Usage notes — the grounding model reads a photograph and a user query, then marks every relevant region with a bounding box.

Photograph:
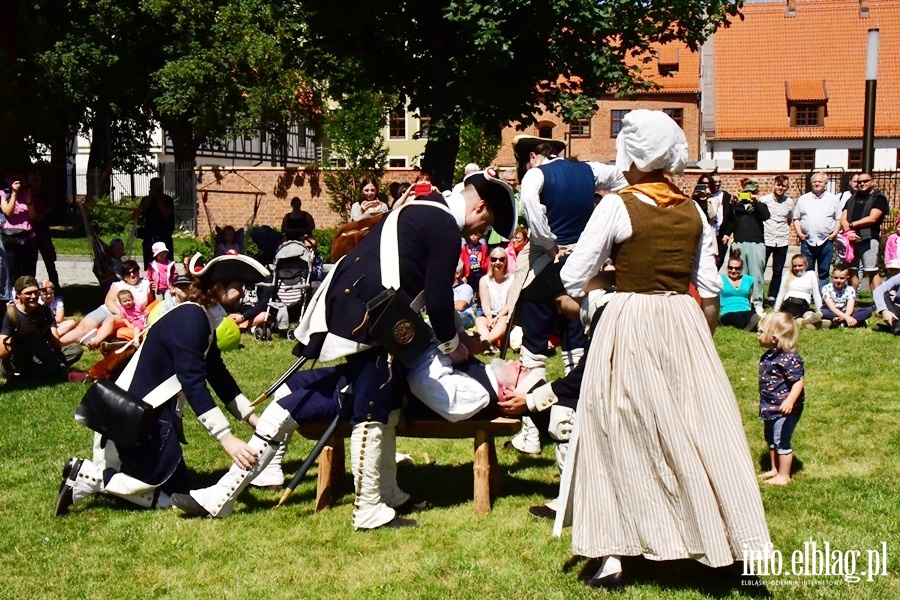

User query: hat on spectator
[171,274,192,288]
[615,109,688,174]
[887,259,900,270]
[188,253,269,286]
[151,242,170,257]
[463,167,516,240]
[15,276,39,294]
[742,180,760,193]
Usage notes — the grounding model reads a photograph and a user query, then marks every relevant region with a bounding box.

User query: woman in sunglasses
[59,260,152,347]
[474,248,514,351]
[719,249,760,331]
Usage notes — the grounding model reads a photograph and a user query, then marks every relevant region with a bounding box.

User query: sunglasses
[124,269,140,276]
[857,178,873,183]
[727,266,741,271]
[491,257,507,263]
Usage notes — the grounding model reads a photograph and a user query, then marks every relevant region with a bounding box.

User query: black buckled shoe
[528,504,557,520]
[171,493,211,518]
[584,571,625,590]
[55,457,83,517]
[375,515,419,529]
[394,498,432,515]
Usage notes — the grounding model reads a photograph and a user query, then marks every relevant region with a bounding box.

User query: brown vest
[611,193,703,294]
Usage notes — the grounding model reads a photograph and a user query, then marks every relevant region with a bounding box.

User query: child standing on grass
[757,312,805,486]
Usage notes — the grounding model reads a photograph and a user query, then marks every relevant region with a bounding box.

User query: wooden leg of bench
[487,435,502,495]
[331,435,345,498]
[315,444,334,512]
[474,429,491,514]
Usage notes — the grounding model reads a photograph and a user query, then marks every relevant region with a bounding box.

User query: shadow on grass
[564,555,772,597]
[756,451,805,476]
[60,284,106,315]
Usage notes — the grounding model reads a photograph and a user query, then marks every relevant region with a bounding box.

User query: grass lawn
[49,224,196,260]
[0,324,897,598]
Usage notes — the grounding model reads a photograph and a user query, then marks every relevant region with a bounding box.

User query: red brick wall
[194,166,422,236]
[493,95,702,167]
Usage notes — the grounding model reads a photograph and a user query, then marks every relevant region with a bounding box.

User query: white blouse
[560,192,722,299]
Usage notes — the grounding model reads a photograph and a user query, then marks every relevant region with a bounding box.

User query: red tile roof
[714,0,900,139]
[636,42,701,94]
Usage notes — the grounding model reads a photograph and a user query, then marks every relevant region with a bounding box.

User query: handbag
[366,288,434,368]
[75,379,155,448]
[0,227,30,247]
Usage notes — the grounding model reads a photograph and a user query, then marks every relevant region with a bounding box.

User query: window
[416,116,431,139]
[538,125,554,138]
[848,149,863,171]
[610,110,630,137]
[790,149,816,170]
[388,157,407,168]
[732,149,758,170]
[569,119,591,138]
[790,103,824,127]
[663,108,684,129]
[389,107,406,139]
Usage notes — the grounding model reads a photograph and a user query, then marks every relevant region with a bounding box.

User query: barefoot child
[756,312,805,485]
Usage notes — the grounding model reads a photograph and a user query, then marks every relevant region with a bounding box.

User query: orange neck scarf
[620,173,690,208]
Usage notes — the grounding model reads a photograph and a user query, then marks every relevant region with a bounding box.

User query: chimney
[860,0,870,19]
[786,0,797,17]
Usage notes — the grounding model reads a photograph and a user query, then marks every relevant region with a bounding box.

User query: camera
[694,183,708,193]
[414,182,431,197]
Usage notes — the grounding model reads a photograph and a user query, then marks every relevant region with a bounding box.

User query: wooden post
[487,436,502,495]
[473,429,491,514]
[315,445,334,512]
[331,435,345,498]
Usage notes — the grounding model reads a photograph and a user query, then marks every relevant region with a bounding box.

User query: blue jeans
[764,412,802,455]
[800,239,833,287]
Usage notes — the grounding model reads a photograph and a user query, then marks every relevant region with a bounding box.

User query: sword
[250,356,308,408]
[277,410,343,507]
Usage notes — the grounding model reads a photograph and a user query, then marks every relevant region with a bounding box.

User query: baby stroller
[252,239,317,340]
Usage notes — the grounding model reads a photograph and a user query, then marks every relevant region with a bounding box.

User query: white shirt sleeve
[588,162,628,192]
[810,273,823,311]
[560,195,631,297]
[519,168,556,250]
[691,202,723,298]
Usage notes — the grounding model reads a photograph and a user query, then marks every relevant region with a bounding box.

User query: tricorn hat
[512,134,567,182]
[463,167,516,240]
[188,253,269,286]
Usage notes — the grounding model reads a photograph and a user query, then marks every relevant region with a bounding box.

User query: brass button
[355,257,360,262]
[366,414,373,420]
[368,401,375,407]
[344,288,351,295]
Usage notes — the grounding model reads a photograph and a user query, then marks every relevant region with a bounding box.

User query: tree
[296,0,742,189]
[454,120,501,183]
[320,91,390,220]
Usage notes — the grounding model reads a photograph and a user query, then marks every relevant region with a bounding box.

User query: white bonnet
[615,109,688,175]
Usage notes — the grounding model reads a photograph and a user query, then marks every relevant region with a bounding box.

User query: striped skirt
[554,292,770,567]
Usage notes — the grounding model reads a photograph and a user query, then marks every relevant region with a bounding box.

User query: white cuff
[198,407,231,440]
[437,334,460,355]
[528,383,559,412]
[225,393,254,421]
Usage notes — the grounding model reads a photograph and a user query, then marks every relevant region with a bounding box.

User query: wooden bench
[296,417,522,514]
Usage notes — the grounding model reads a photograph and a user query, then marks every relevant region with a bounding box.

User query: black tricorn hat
[463,167,516,240]
[188,253,270,286]
[512,134,567,182]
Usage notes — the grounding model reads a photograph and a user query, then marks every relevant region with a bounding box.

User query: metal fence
[72,164,198,233]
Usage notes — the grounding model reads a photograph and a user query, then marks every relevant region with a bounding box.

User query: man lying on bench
[170,342,546,519]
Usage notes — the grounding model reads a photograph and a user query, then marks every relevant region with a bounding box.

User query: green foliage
[321,90,391,218]
[454,120,502,183]
[312,227,337,263]
[181,230,261,263]
[297,0,743,187]
[83,196,139,239]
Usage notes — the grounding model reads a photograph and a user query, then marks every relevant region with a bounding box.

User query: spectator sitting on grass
[872,272,900,335]
[475,248,514,351]
[453,260,476,330]
[719,249,760,331]
[215,225,242,256]
[774,254,823,329]
[820,265,872,328]
[0,276,85,384]
[38,280,76,337]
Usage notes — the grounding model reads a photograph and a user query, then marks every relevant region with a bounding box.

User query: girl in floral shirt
[756,312,805,486]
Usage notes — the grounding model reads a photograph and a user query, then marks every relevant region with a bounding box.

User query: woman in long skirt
[555,110,770,589]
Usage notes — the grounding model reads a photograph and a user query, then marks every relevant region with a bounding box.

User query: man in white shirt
[760,175,795,303]
[792,172,841,286]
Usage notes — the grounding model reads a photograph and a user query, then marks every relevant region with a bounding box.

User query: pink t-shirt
[120,303,148,332]
[0,190,35,235]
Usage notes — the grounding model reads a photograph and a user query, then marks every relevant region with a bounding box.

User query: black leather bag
[366,288,434,368]
[0,227,30,247]
[74,379,155,448]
